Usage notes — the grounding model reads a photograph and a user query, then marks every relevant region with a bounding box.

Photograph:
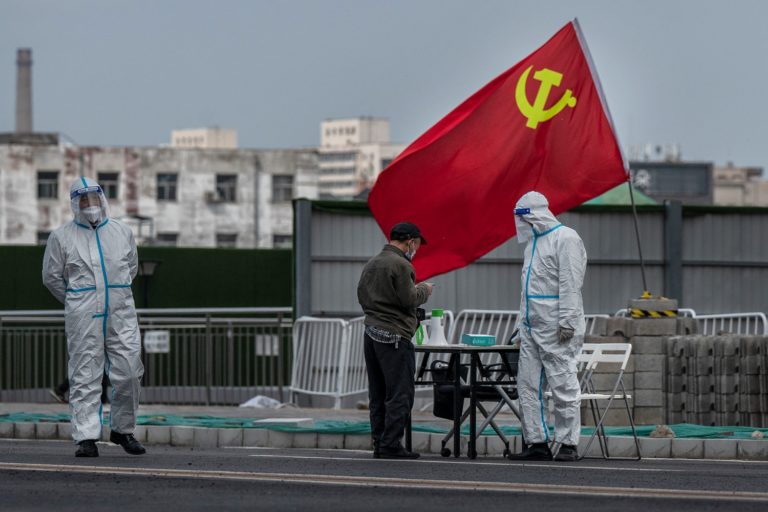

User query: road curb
[1,422,767,460]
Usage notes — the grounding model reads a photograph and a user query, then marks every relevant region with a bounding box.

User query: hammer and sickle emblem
[515,65,577,129]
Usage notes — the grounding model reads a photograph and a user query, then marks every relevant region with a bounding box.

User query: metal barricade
[344,317,368,400]
[449,309,520,344]
[290,317,351,409]
[585,314,609,335]
[696,313,768,335]
[0,308,291,405]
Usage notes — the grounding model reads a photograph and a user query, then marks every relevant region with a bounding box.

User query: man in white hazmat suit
[43,177,146,457]
[508,191,587,462]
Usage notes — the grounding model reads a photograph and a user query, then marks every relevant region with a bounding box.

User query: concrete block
[485,435,518,456]
[676,318,698,335]
[638,437,671,458]
[737,440,768,460]
[292,432,317,449]
[606,436,641,458]
[628,297,678,312]
[634,389,663,407]
[193,427,219,449]
[632,337,665,355]
[171,426,195,447]
[634,371,663,390]
[57,423,73,440]
[635,354,665,372]
[588,373,634,392]
[253,418,314,428]
[133,425,148,443]
[243,428,269,447]
[633,407,664,425]
[15,422,36,439]
[101,425,110,441]
[146,426,171,445]
[703,439,738,460]
[671,438,703,458]
[578,435,605,458]
[317,433,344,450]
[429,432,448,454]
[589,316,608,336]
[605,318,634,338]
[343,434,372,451]
[410,432,431,453]
[35,423,58,440]
[586,335,628,345]
[632,319,678,336]
[581,408,630,427]
[0,422,14,439]
[217,428,243,447]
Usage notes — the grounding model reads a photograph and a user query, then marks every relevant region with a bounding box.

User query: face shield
[70,179,108,226]
[514,207,534,244]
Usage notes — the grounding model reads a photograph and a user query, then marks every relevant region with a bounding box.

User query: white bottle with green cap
[428,308,449,346]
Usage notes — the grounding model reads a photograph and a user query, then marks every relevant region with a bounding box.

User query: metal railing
[696,313,767,335]
[0,308,292,405]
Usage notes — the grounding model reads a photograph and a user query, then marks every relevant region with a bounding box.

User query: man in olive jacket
[357,222,433,459]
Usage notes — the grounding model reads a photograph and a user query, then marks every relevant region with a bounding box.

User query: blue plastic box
[461,333,496,346]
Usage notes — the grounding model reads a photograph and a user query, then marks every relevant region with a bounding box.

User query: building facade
[170,128,238,149]
[713,164,768,206]
[317,117,405,199]
[0,141,318,248]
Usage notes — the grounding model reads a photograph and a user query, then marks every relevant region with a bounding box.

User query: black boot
[75,440,99,457]
[110,431,146,455]
[378,445,420,459]
[554,444,579,462]
[507,442,552,461]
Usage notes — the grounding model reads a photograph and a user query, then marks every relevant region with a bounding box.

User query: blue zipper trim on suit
[526,295,559,299]
[532,224,563,238]
[74,221,90,230]
[539,368,550,442]
[66,286,97,293]
[81,176,88,188]
[107,284,131,288]
[523,237,537,331]
[94,224,110,341]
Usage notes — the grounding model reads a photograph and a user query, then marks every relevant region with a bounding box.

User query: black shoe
[378,446,420,459]
[373,440,380,459]
[49,388,67,404]
[507,442,552,461]
[110,431,146,455]
[75,440,99,457]
[554,444,579,462]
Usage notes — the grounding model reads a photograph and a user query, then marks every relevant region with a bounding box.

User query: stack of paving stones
[665,335,768,427]
[587,316,698,426]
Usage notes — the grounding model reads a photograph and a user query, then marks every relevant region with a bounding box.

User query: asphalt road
[2,439,768,511]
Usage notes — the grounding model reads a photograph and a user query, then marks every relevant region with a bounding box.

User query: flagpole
[627,172,649,293]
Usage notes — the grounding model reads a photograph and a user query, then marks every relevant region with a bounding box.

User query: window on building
[98,172,119,199]
[37,171,59,199]
[216,174,237,202]
[216,233,237,248]
[381,158,394,170]
[272,175,294,202]
[273,234,292,248]
[155,233,178,247]
[37,231,50,246]
[157,173,178,201]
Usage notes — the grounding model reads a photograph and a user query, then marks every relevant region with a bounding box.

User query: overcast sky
[2,0,767,172]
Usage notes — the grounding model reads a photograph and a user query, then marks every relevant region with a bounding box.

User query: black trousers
[363,333,416,450]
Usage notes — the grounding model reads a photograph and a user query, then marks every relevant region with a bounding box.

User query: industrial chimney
[15,48,33,133]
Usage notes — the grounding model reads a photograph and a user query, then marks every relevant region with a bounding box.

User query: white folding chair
[578,343,641,460]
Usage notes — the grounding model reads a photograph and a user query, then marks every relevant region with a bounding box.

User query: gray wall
[295,200,768,317]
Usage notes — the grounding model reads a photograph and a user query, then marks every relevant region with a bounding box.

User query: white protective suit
[42,177,144,443]
[514,191,587,447]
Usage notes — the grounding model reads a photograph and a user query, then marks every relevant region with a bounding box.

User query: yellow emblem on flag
[515,66,577,129]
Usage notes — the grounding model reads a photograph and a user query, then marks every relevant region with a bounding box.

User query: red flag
[368,20,627,280]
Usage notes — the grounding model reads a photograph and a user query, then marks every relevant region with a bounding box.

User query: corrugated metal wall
[297,201,768,317]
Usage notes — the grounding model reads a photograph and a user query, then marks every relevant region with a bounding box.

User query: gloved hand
[558,327,575,343]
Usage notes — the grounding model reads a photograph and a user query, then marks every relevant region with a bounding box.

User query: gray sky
[2,0,767,172]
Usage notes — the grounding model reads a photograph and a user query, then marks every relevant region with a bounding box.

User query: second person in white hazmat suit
[42,177,146,458]
[508,191,587,462]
